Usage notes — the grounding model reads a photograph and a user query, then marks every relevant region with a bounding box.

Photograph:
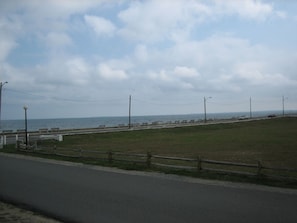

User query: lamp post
[0,81,8,129]
[204,96,212,123]
[24,106,28,147]
[282,96,288,116]
[128,95,131,129]
[249,97,252,119]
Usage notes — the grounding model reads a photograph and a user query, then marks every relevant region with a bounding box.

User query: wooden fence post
[108,151,113,164]
[16,140,21,149]
[257,161,262,175]
[147,152,152,168]
[2,135,6,146]
[197,156,202,171]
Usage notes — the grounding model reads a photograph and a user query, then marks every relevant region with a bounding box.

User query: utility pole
[0,81,8,129]
[204,97,206,123]
[282,96,285,116]
[204,96,212,123]
[24,106,28,147]
[249,97,252,118]
[128,95,131,129]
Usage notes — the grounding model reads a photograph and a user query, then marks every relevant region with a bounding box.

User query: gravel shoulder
[0,201,61,223]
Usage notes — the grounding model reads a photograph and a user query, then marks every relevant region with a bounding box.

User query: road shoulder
[0,201,61,223]
[1,152,297,195]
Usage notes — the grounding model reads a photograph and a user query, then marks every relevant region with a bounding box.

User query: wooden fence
[18,145,297,181]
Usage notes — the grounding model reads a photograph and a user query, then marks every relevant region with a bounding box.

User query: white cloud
[27,57,91,91]
[44,32,73,48]
[174,66,200,78]
[0,0,108,19]
[117,0,211,43]
[84,15,116,37]
[0,38,17,62]
[0,16,22,61]
[134,44,148,62]
[0,0,111,39]
[235,62,297,86]
[214,0,274,20]
[275,11,287,19]
[149,70,171,82]
[148,67,198,91]
[117,0,278,43]
[135,32,297,95]
[66,57,90,85]
[0,63,33,90]
[1,0,297,119]
[209,75,242,93]
[98,64,128,80]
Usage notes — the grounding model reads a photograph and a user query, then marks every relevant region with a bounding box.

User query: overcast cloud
[1,0,297,119]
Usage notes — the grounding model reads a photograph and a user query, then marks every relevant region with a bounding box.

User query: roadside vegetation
[49,117,297,168]
[2,117,297,188]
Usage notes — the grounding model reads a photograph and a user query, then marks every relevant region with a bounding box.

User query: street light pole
[282,96,288,116]
[250,97,252,119]
[128,95,131,129]
[204,96,212,123]
[0,81,8,129]
[24,106,28,147]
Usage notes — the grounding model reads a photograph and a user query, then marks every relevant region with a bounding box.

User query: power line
[208,101,247,106]
[133,98,200,106]
[5,88,126,104]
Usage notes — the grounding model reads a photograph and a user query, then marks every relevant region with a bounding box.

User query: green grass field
[3,116,297,187]
[53,117,297,169]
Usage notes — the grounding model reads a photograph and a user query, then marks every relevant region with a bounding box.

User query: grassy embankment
[2,117,297,187]
[56,117,297,168]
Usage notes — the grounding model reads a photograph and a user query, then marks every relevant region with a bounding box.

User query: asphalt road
[1,153,297,223]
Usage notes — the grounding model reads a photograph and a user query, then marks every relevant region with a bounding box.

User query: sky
[1,0,297,120]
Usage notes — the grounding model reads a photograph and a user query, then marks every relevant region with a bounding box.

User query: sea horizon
[1,110,297,132]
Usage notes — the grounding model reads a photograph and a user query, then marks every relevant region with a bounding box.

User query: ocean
[1,110,296,132]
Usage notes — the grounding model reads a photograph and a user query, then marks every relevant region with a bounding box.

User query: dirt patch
[0,201,61,223]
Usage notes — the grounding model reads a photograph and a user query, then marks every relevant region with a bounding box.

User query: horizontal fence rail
[201,159,258,168]
[16,144,297,181]
[152,155,197,162]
